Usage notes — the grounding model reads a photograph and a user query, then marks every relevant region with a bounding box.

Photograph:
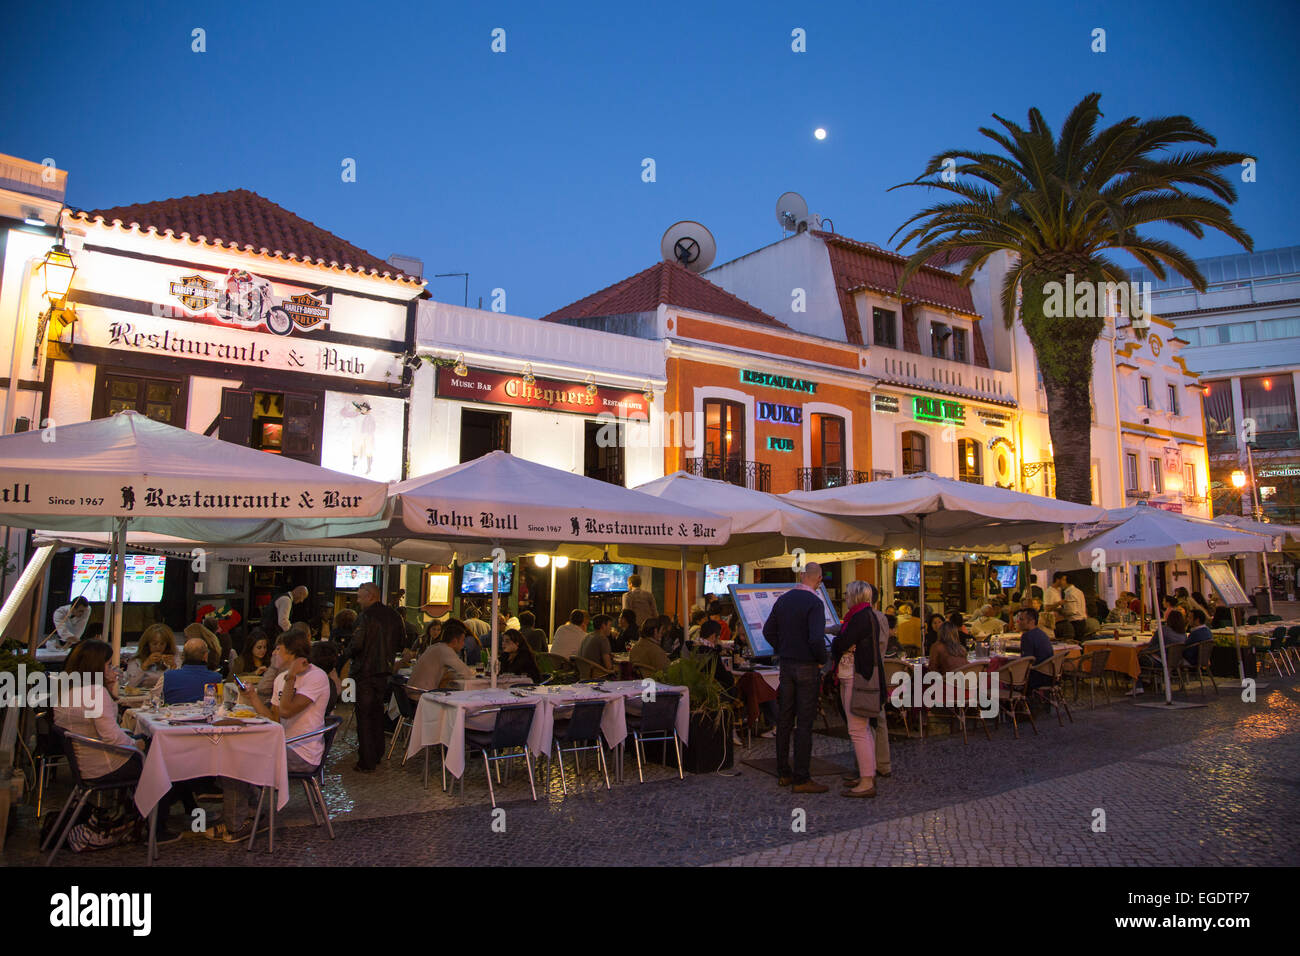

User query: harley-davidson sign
[436,365,651,418]
[167,268,330,337]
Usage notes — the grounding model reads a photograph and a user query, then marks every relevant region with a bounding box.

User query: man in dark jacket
[350,582,405,772]
[763,563,830,793]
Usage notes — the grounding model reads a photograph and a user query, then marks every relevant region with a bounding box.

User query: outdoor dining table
[1082,636,1149,680]
[130,705,289,862]
[405,688,551,786]
[592,679,691,780]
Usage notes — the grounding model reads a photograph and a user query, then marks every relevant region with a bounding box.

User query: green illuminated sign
[741,369,817,394]
[913,396,965,425]
[767,436,794,452]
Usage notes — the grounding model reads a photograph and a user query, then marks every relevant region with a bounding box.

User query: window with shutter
[218,388,255,445]
[281,393,323,464]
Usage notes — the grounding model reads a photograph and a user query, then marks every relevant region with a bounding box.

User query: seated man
[688,619,735,698]
[1181,608,1213,663]
[969,605,1006,638]
[225,630,331,842]
[409,620,476,690]
[159,637,224,705]
[578,615,615,674]
[1015,607,1056,693]
[1128,609,1188,697]
[549,610,588,660]
[628,615,670,673]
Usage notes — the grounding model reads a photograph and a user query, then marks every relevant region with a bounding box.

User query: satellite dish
[660,220,716,273]
[775,192,809,233]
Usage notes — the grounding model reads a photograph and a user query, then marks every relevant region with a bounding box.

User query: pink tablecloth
[132,712,289,815]
[594,680,691,745]
[405,689,550,779]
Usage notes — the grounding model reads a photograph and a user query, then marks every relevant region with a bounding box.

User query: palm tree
[891,93,1252,504]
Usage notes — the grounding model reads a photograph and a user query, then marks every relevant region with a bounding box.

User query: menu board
[728,583,840,657]
[1198,560,1250,607]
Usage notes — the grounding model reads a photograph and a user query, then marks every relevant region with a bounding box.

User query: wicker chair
[937,662,992,744]
[1139,643,1188,694]
[995,657,1037,738]
[1030,650,1074,726]
[572,656,615,680]
[881,659,916,738]
[536,652,578,683]
[1180,641,1219,697]
[1063,647,1111,708]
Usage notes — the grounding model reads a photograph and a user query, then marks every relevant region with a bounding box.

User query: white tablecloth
[448,674,534,691]
[527,685,627,749]
[594,680,691,745]
[132,710,290,814]
[405,689,549,779]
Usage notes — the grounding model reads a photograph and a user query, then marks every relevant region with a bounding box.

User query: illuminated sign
[1259,465,1300,479]
[167,268,330,336]
[435,366,650,418]
[978,410,1010,429]
[872,394,899,414]
[757,401,802,425]
[913,396,965,425]
[767,437,795,452]
[741,369,817,394]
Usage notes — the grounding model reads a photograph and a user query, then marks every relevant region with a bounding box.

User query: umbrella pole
[548,561,557,639]
[917,515,927,612]
[101,521,119,660]
[679,546,688,629]
[379,541,393,597]
[1020,544,1030,602]
[490,548,501,690]
[1231,612,1245,685]
[111,517,128,668]
[1147,562,1172,705]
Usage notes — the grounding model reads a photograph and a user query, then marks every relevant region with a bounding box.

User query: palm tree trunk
[1020,268,1106,505]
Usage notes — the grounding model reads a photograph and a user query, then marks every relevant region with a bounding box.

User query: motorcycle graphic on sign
[169,269,329,336]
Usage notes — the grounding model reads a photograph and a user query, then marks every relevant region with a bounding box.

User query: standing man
[763,563,830,793]
[47,596,91,648]
[1046,571,1086,642]
[622,573,658,628]
[261,585,309,636]
[350,582,405,773]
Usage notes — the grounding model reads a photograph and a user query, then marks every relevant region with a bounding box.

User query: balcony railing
[796,466,871,492]
[686,456,771,492]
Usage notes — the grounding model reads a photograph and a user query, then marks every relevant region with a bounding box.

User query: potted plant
[653,653,733,774]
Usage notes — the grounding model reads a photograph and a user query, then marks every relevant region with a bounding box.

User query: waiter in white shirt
[1046,571,1087,641]
[47,596,92,648]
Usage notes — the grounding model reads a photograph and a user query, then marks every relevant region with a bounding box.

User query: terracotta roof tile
[812,230,978,345]
[73,189,421,285]
[540,260,787,328]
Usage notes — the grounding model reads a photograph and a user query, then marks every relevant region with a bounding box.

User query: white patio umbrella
[1031,503,1275,702]
[616,471,882,631]
[784,472,1106,606]
[297,451,734,685]
[0,410,388,660]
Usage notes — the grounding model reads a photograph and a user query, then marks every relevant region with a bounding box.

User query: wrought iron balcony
[685,456,771,492]
[796,466,871,492]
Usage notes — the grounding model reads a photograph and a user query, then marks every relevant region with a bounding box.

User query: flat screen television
[460,561,514,595]
[894,561,921,588]
[334,565,375,589]
[991,564,1019,589]
[705,564,740,596]
[72,553,166,603]
[590,563,634,594]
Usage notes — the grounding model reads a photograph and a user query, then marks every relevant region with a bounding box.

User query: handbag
[848,611,884,718]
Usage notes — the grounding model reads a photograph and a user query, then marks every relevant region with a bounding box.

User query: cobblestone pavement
[7,672,1298,866]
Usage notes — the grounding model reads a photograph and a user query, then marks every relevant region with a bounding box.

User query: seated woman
[927,622,969,674]
[613,609,637,654]
[500,629,542,683]
[124,623,175,689]
[409,619,475,690]
[923,613,946,654]
[55,639,188,844]
[233,630,271,677]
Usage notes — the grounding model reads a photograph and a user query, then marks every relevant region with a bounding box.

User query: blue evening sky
[2,0,1297,316]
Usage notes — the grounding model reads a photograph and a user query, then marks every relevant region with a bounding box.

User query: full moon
[814,127,827,140]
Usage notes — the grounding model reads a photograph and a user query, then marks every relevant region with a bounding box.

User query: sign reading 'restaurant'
[3,482,375,518]
[741,369,817,394]
[435,366,650,418]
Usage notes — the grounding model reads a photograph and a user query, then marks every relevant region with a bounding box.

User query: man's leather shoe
[352,763,377,774]
[792,780,829,794]
[777,775,793,787]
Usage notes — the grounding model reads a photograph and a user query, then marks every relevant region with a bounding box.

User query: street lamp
[1230,470,1246,489]
[534,553,569,632]
[39,243,77,303]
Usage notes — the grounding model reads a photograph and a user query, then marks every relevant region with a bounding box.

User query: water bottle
[203,682,217,716]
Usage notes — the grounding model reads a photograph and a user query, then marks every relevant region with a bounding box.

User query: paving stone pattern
[7,674,1298,867]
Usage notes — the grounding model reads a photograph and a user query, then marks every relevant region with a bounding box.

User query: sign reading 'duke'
[75,309,401,384]
[435,366,650,418]
[757,401,802,425]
